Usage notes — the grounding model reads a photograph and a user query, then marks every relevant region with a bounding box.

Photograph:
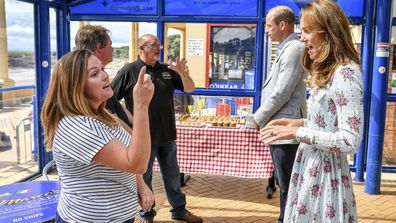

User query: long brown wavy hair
[300,0,360,88]
[41,50,116,150]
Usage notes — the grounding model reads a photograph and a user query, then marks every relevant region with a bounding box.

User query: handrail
[42,160,56,181]
[15,116,33,164]
[0,85,35,92]
[0,85,37,164]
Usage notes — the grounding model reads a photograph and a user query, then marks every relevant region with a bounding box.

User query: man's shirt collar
[277,33,298,53]
[137,57,160,68]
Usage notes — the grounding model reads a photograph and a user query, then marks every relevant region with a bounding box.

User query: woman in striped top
[41,50,155,223]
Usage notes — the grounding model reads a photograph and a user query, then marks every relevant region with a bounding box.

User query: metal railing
[0,84,37,181]
[15,116,33,164]
[0,85,35,92]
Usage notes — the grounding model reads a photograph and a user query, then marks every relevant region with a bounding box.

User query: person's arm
[136,174,154,212]
[295,65,363,153]
[260,65,363,153]
[267,118,304,127]
[259,118,303,143]
[254,41,304,127]
[170,57,195,92]
[93,66,154,174]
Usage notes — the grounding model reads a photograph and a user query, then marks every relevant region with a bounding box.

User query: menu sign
[70,0,157,15]
[0,181,60,223]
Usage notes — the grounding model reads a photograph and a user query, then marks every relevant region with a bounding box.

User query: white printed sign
[187,39,204,56]
[376,42,390,58]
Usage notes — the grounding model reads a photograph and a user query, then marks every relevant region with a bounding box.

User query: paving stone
[142,172,396,223]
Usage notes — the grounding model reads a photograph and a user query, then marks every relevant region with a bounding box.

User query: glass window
[50,8,57,68]
[1,0,37,185]
[164,23,257,90]
[70,21,157,78]
[6,0,35,86]
[390,40,396,94]
[393,1,396,17]
[209,25,256,90]
[384,102,396,166]
[390,46,396,94]
[175,95,253,126]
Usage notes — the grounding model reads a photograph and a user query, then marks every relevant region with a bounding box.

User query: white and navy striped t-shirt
[52,115,137,223]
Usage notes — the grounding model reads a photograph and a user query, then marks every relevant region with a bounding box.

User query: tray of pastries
[209,120,238,128]
[176,114,246,128]
[176,113,205,127]
[205,116,245,128]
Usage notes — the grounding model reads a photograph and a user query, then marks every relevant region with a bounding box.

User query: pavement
[5,166,395,223]
[134,171,396,223]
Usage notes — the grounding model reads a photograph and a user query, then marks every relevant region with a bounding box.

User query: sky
[5,0,158,51]
[5,0,35,51]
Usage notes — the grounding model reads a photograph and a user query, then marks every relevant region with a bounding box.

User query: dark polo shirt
[109,58,184,145]
[106,95,131,127]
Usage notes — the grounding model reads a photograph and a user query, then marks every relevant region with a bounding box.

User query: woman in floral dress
[259,0,363,222]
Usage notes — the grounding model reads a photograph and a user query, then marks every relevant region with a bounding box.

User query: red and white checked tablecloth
[154,125,273,178]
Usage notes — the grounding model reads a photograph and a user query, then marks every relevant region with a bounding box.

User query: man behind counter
[109,34,202,223]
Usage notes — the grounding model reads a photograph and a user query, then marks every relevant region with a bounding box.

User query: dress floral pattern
[284,63,363,223]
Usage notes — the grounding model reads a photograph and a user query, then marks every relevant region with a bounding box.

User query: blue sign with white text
[264,0,363,17]
[69,0,363,17]
[209,81,245,89]
[165,0,258,16]
[70,0,158,15]
[0,181,60,223]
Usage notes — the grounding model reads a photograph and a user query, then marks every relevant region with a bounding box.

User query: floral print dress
[284,63,364,223]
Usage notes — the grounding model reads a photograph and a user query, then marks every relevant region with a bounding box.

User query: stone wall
[8,52,35,68]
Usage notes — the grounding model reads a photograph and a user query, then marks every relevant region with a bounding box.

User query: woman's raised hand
[133,66,154,108]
